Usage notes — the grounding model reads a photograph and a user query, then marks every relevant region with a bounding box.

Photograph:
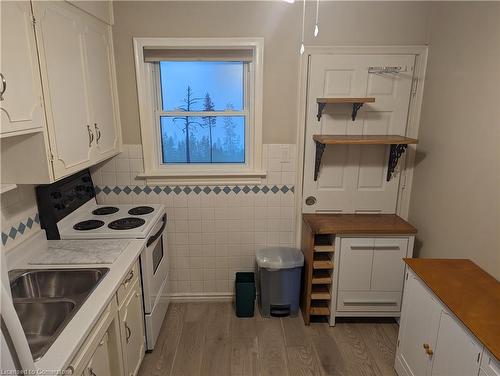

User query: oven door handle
[146,213,167,247]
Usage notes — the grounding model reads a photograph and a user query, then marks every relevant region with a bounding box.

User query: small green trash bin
[235,272,255,317]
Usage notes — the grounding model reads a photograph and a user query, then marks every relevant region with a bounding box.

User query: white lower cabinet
[335,236,411,314]
[84,332,112,376]
[395,271,484,376]
[119,279,146,376]
[65,262,144,376]
[481,351,500,376]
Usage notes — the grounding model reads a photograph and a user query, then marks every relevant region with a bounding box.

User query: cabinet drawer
[117,261,140,307]
[481,350,500,376]
[337,291,402,312]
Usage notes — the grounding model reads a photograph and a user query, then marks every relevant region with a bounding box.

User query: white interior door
[83,17,119,158]
[0,1,44,136]
[33,1,93,178]
[303,54,415,213]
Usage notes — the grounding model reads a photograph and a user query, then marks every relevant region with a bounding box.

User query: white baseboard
[167,292,234,303]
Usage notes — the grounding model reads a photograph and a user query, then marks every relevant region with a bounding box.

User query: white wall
[409,3,500,279]
[112,1,430,144]
[1,186,41,252]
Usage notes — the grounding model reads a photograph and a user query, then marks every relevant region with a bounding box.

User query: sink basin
[9,268,109,361]
[10,268,108,299]
[14,299,76,360]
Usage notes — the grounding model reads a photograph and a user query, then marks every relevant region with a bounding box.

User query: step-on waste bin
[256,247,304,318]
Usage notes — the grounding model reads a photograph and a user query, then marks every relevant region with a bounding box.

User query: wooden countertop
[404,259,500,360]
[302,214,417,235]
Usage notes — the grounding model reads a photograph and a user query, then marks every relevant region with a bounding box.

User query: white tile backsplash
[91,144,298,296]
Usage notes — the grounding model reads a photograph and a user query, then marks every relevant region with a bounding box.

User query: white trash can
[256,247,304,318]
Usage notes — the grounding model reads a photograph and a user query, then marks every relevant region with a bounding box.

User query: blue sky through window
[159,61,246,164]
[160,61,244,111]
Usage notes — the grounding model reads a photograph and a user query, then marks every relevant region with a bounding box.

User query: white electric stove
[36,169,169,351]
[57,201,165,240]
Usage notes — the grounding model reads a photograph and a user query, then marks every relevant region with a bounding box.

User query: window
[158,61,246,164]
[134,38,265,184]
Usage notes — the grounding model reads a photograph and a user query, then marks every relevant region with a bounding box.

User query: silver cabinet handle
[88,367,97,376]
[65,366,75,375]
[94,123,101,144]
[122,270,134,285]
[87,125,94,147]
[0,73,6,101]
[125,322,131,343]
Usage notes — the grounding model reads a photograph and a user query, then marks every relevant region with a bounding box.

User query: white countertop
[5,232,145,372]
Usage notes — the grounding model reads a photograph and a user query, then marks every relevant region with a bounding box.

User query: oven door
[140,213,168,314]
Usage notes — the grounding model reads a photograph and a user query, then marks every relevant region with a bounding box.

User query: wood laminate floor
[138,303,399,376]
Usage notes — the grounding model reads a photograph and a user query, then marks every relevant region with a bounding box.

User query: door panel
[33,1,92,177]
[86,332,112,376]
[338,237,374,291]
[0,1,44,135]
[83,18,118,158]
[397,274,441,376]
[431,311,482,376]
[303,54,416,213]
[371,238,408,291]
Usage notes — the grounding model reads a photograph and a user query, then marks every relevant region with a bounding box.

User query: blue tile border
[1,213,40,246]
[95,185,294,195]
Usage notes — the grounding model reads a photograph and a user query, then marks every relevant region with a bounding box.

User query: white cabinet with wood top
[0,1,44,137]
[395,270,484,376]
[1,0,121,184]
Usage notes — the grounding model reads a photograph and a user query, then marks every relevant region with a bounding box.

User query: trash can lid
[256,247,304,269]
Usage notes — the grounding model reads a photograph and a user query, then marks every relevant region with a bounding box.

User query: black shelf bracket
[387,144,408,181]
[317,102,366,122]
[314,141,326,181]
[351,103,364,121]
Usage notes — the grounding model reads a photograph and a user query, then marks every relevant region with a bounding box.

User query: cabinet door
[119,280,145,376]
[430,310,482,376]
[0,1,44,136]
[33,1,93,179]
[396,273,441,376]
[371,238,408,291]
[338,237,374,290]
[85,332,112,376]
[82,17,119,160]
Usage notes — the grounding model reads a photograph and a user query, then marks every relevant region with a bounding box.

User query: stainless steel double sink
[9,268,109,361]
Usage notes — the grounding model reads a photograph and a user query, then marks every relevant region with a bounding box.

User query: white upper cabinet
[0,1,44,137]
[1,1,122,183]
[83,16,120,160]
[33,1,94,177]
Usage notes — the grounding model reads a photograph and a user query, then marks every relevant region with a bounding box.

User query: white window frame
[133,37,265,185]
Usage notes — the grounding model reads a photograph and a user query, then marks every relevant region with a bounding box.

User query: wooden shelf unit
[312,134,418,181]
[300,213,417,325]
[316,97,375,121]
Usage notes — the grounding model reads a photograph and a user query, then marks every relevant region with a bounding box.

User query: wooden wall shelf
[316,97,375,121]
[313,135,418,181]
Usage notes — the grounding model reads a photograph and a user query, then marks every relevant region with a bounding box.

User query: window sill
[136,170,267,186]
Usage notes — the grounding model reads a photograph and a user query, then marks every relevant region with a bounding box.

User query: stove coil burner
[73,220,105,231]
[128,206,154,215]
[92,206,119,215]
[108,217,146,230]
